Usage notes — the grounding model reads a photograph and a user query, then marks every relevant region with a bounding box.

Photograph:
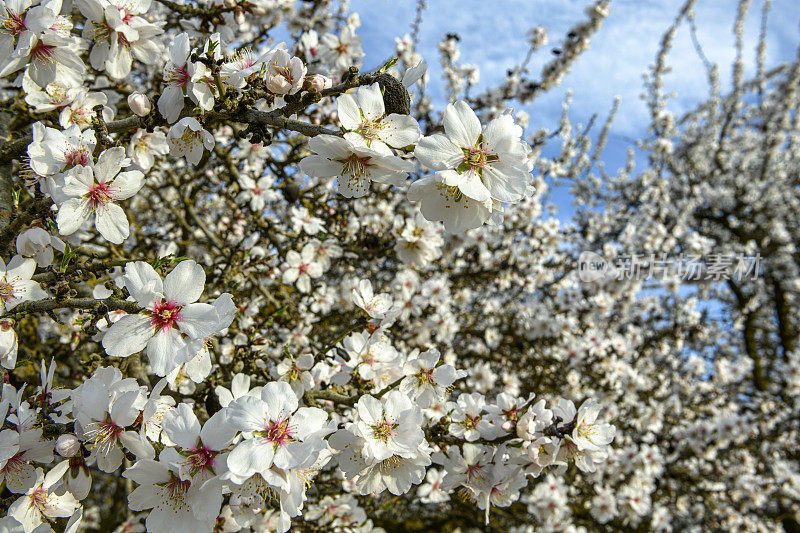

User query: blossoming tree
[0,0,796,531]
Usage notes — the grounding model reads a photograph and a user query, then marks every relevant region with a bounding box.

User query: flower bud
[127,93,152,117]
[234,9,246,25]
[56,434,81,457]
[501,420,515,432]
[16,227,50,257]
[303,74,332,92]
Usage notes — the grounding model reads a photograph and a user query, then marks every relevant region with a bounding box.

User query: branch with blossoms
[0,0,737,530]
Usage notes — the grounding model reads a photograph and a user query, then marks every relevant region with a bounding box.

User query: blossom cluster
[0,0,794,531]
[0,267,613,531]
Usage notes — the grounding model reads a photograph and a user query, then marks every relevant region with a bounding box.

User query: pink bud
[303,74,332,92]
[56,434,81,457]
[127,93,151,117]
[501,420,515,432]
[234,10,245,25]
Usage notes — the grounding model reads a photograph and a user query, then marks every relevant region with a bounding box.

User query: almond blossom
[299,134,414,198]
[101,261,224,376]
[124,449,220,533]
[24,78,80,113]
[55,147,144,244]
[0,320,18,370]
[413,100,531,209]
[128,129,169,171]
[351,279,392,320]
[329,427,432,496]
[15,227,64,267]
[167,117,214,166]
[399,348,465,408]
[559,398,616,452]
[236,174,278,211]
[225,381,333,478]
[407,173,498,233]
[219,47,267,89]
[341,331,401,385]
[58,89,113,130]
[0,29,86,87]
[26,123,95,180]
[157,32,213,123]
[319,25,363,71]
[70,369,154,472]
[352,391,424,462]
[0,425,52,495]
[275,353,314,397]
[7,464,80,533]
[282,242,322,294]
[0,0,54,60]
[0,256,45,314]
[160,404,236,484]
[393,212,444,266]
[79,0,163,80]
[264,48,306,95]
[289,206,324,235]
[337,82,421,154]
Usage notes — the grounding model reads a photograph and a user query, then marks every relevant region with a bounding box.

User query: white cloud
[350,0,799,137]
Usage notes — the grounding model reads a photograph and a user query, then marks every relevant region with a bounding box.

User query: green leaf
[60,244,76,272]
[378,57,398,74]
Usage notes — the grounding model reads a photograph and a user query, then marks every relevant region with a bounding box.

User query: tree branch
[4,297,142,319]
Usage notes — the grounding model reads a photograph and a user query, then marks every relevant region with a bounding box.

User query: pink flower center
[273,64,295,84]
[340,154,371,177]
[166,64,191,87]
[29,487,48,510]
[165,475,190,499]
[371,419,397,442]
[87,181,114,208]
[31,42,55,62]
[64,148,89,167]
[264,418,295,446]
[150,299,183,331]
[188,445,215,471]
[0,13,26,36]
[297,263,308,274]
[0,281,15,302]
[84,419,123,455]
[119,7,132,23]
[118,32,132,48]
[463,414,481,430]
[361,350,376,365]
[415,368,434,386]
[465,464,483,479]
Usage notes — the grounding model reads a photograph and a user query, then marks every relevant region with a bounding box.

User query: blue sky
[347,0,800,217]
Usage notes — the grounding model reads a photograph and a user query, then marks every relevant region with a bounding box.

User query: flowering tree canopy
[0,0,797,531]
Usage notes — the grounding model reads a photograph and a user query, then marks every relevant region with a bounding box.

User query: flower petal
[163,260,206,305]
[102,314,154,357]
